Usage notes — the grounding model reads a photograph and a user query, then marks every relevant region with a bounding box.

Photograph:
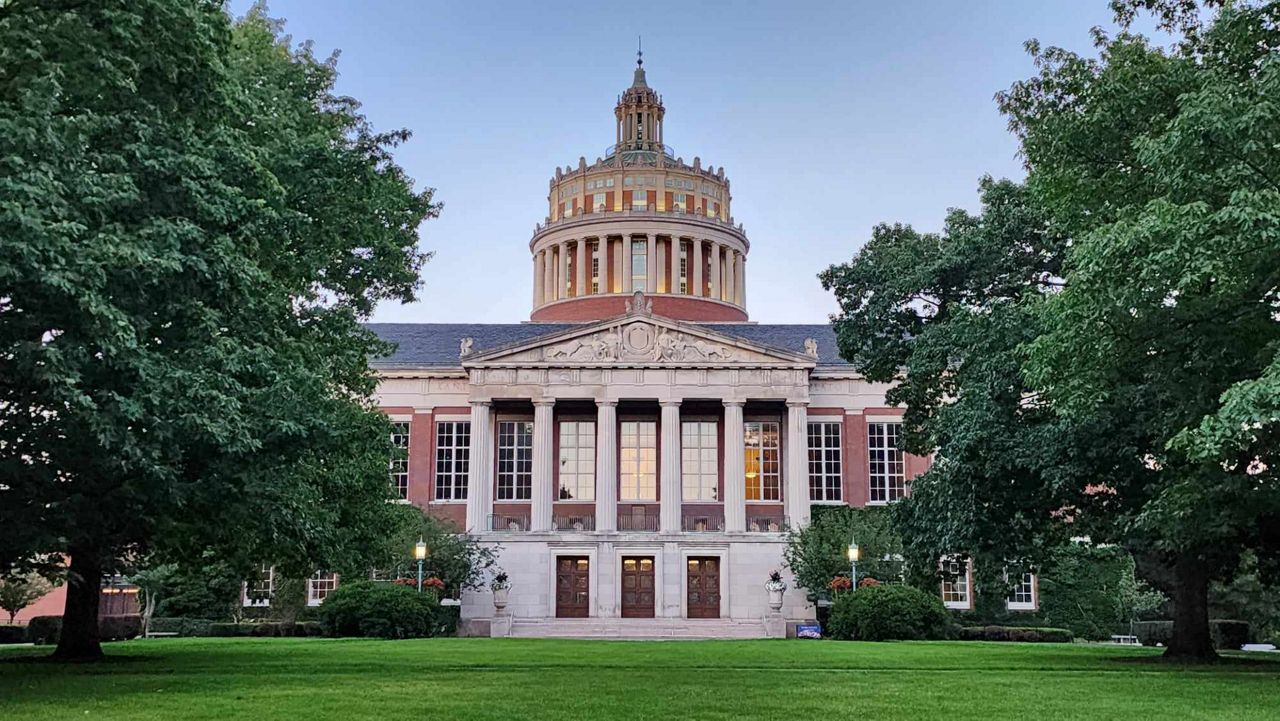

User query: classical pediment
[462,299,815,369]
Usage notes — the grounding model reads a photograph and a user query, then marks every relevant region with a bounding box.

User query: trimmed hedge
[0,625,27,644]
[1133,619,1251,649]
[26,616,62,645]
[208,621,323,637]
[958,625,1074,643]
[319,581,450,639]
[26,615,143,645]
[827,585,952,641]
[147,617,215,637]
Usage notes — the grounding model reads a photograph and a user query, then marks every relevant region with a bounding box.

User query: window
[1007,571,1036,611]
[664,178,674,188]
[631,240,647,291]
[673,193,687,212]
[743,421,781,501]
[593,192,606,211]
[941,558,970,609]
[607,178,615,188]
[682,421,718,501]
[307,572,338,607]
[620,421,657,501]
[624,176,633,187]
[497,421,533,501]
[558,421,595,500]
[678,242,688,294]
[390,421,410,499]
[868,422,905,503]
[591,248,600,294]
[808,421,842,502]
[243,564,274,607]
[631,190,647,210]
[435,421,470,501]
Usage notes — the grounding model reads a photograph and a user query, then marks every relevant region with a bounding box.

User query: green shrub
[1211,619,1250,650]
[26,616,61,645]
[99,615,142,641]
[148,617,215,637]
[318,581,445,639]
[828,585,952,641]
[958,625,1073,643]
[0,625,26,644]
[1134,620,1173,646]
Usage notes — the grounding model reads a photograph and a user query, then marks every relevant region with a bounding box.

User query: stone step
[508,617,768,639]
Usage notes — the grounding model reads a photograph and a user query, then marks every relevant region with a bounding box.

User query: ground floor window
[243,564,274,607]
[497,421,534,501]
[682,421,718,501]
[621,421,657,501]
[941,558,970,609]
[744,421,781,501]
[307,572,338,607]
[435,421,470,501]
[808,421,842,502]
[559,420,596,500]
[1007,571,1036,611]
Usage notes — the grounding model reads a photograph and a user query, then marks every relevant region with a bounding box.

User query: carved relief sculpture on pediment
[542,321,735,364]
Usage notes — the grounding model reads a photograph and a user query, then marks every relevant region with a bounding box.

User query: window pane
[390,422,411,499]
[497,421,533,501]
[743,421,780,502]
[558,421,595,501]
[434,421,471,501]
[682,421,718,501]
[621,421,656,501]
[868,422,905,503]
[807,422,842,502]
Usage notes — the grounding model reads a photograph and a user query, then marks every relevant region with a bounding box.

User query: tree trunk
[1164,554,1217,661]
[53,549,103,661]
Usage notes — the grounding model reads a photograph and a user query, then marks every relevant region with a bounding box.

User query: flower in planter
[764,570,787,592]
[490,571,510,591]
[829,575,853,592]
[423,577,445,590]
[857,577,881,588]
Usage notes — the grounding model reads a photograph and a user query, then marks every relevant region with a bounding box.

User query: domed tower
[529,51,749,323]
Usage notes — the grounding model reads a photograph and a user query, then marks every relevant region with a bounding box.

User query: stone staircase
[507,617,769,640]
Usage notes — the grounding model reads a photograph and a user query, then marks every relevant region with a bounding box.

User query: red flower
[858,577,881,588]
[424,577,445,589]
[829,576,853,591]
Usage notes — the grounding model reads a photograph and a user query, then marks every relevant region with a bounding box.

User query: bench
[1110,634,1139,645]
[145,632,179,638]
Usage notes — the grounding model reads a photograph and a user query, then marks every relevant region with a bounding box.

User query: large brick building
[359,57,1022,637]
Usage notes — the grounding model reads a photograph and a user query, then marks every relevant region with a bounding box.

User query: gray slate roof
[367,322,849,368]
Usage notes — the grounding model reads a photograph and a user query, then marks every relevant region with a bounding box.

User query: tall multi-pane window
[632,190,647,211]
[631,240,647,291]
[673,192,687,212]
[497,421,533,501]
[1007,571,1036,611]
[390,421,410,499]
[593,192,606,211]
[620,421,657,501]
[678,242,688,294]
[681,421,718,501]
[434,421,470,501]
[591,245,600,294]
[743,421,781,501]
[868,422,906,503]
[243,564,274,607]
[941,558,970,609]
[307,572,338,607]
[558,421,596,500]
[808,422,842,502]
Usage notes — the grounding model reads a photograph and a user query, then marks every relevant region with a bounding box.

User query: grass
[2,638,1279,720]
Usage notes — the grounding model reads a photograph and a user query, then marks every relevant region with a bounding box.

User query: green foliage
[1037,544,1166,641]
[208,621,323,637]
[367,508,499,598]
[150,560,242,621]
[0,626,26,644]
[25,616,61,645]
[1135,621,1173,647]
[317,581,448,639]
[827,585,952,641]
[1210,620,1250,650]
[148,618,215,637]
[783,506,904,598]
[0,573,53,624]
[1211,552,1280,643]
[0,0,438,658]
[957,626,1073,643]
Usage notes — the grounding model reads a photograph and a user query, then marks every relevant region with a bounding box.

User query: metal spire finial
[637,36,643,67]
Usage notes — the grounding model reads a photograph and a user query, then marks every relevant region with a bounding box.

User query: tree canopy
[0,0,439,659]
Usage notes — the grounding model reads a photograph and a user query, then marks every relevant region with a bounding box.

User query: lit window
[632,190,647,211]
[941,558,970,609]
[808,422,842,502]
[1007,571,1036,611]
[682,421,718,501]
[620,421,657,501]
[868,422,905,503]
[243,564,274,607]
[558,421,595,501]
[307,572,339,607]
[593,192,606,211]
[744,421,781,501]
[673,193,686,212]
[497,421,533,501]
[678,242,688,294]
[591,248,600,294]
[435,421,470,501]
[631,240,647,291]
[390,421,410,499]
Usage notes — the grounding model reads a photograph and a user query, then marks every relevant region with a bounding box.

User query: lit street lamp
[847,540,861,588]
[414,538,428,593]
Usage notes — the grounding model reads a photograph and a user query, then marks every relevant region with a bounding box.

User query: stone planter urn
[766,586,785,612]
[492,586,510,613]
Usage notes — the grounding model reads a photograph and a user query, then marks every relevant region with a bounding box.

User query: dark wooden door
[620,556,656,618]
[555,556,590,618]
[686,557,721,619]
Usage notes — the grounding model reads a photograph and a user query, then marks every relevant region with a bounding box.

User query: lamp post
[414,538,428,593]
[847,540,861,588]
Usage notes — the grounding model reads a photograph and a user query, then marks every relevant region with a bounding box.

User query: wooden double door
[620,556,656,618]
[686,556,721,619]
[555,556,590,618]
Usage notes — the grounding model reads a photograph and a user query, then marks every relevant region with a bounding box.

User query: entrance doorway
[555,556,590,618]
[620,556,656,618]
[686,557,721,618]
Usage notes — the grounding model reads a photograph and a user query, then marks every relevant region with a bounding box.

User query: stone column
[595,400,618,532]
[708,241,721,300]
[464,401,493,532]
[656,237,667,293]
[724,250,736,305]
[576,239,587,298]
[737,252,746,306]
[646,234,657,293]
[785,401,811,529]
[723,400,746,533]
[531,400,555,532]
[533,251,544,308]
[622,237,634,293]
[613,238,624,293]
[692,239,704,297]
[542,247,553,305]
[659,401,682,533]
[558,241,570,300]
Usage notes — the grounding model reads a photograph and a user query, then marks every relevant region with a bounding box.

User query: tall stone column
[533,251,544,308]
[531,400,555,532]
[542,247,553,304]
[723,400,746,533]
[613,238,624,294]
[692,239,704,297]
[575,239,587,297]
[594,400,618,532]
[622,237,634,293]
[785,401,811,529]
[464,401,494,532]
[737,253,746,306]
[656,237,667,293]
[708,241,721,300]
[646,234,657,293]
[558,241,570,299]
[724,250,736,305]
[659,401,682,533]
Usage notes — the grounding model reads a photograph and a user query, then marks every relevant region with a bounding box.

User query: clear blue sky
[229,1,1160,325]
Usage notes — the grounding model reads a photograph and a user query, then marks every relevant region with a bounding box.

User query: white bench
[145,631,179,638]
[1110,634,1139,645]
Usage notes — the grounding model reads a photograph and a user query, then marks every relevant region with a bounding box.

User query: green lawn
[2,638,1278,720]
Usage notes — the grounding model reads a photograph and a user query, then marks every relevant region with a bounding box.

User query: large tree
[821,0,1280,660]
[0,1,439,659]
